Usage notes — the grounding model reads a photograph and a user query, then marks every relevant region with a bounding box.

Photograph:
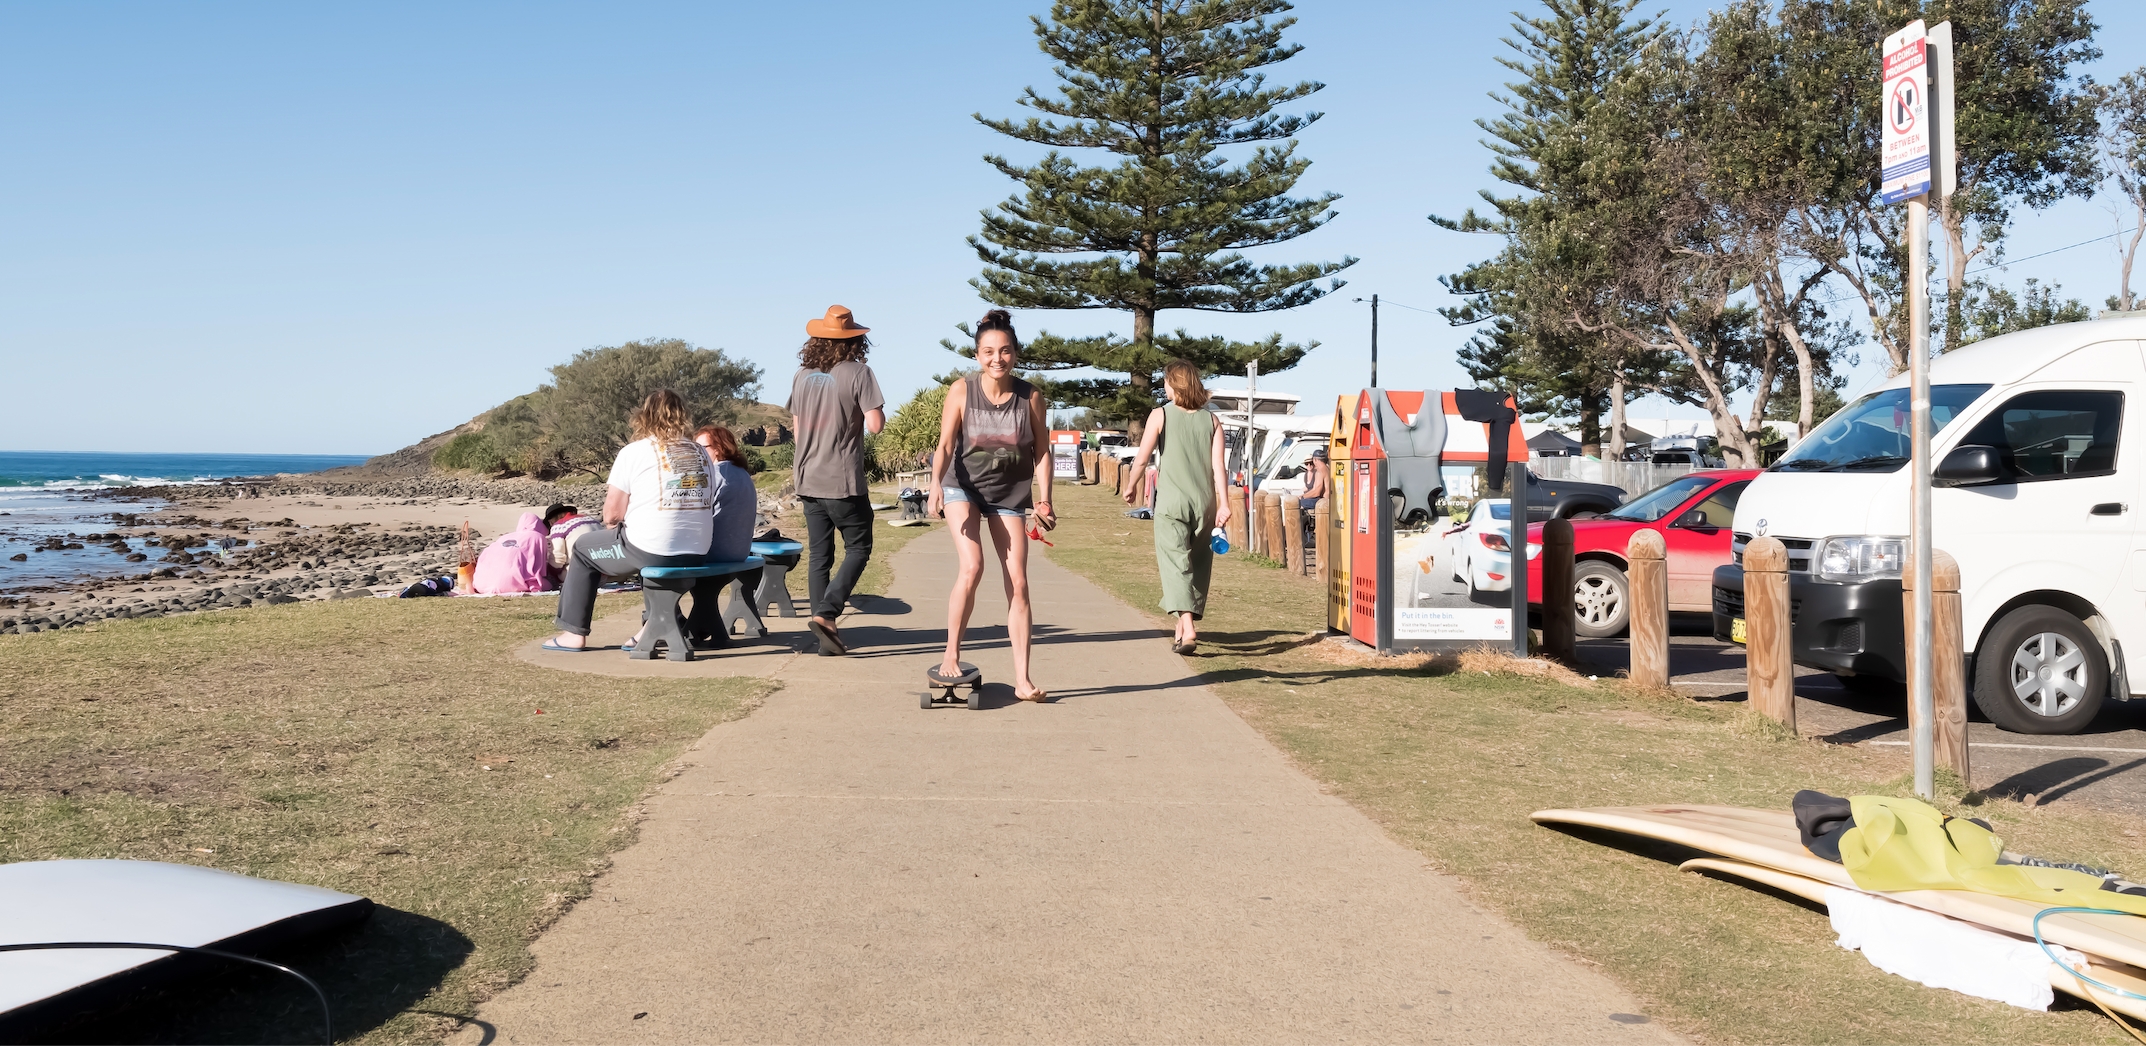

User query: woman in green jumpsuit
[1122,360,1234,653]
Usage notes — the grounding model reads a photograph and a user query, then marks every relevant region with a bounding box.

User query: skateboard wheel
[920,690,934,709]
[966,689,983,710]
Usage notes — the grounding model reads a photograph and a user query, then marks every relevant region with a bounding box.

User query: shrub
[433,431,505,473]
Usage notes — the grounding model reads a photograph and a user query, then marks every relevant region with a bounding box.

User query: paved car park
[1576,614,2146,816]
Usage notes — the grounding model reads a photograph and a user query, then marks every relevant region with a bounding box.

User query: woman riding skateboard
[928,309,1055,702]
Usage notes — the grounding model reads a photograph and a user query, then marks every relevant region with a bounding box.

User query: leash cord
[2033,907,2146,1044]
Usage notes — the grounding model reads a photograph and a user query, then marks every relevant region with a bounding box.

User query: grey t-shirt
[786,361,885,499]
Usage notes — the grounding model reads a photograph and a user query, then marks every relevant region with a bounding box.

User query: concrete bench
[637,557,763,662]
[723,540,803,638]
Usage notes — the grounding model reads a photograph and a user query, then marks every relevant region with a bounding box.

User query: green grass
[0,592,770,1043]
[1044,481,2146,1045]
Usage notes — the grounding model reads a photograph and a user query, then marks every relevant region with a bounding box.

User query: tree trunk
[1607,369,1627,461]
[1939,199,1972,355]
[2124,198,2144,313]
[1578,395,1602,460]
[1127,301,1155,445]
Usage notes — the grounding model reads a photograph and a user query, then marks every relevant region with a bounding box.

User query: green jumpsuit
[1154,404,1217,619]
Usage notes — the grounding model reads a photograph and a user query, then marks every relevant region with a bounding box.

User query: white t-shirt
[606,437,716,556]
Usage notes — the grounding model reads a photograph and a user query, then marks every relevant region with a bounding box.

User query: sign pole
[1908,194,1934,799]
[1245,360,1259,554]
[1883,19,1942,799]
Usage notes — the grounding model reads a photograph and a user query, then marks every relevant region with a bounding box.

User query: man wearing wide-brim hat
[787,305,886,656]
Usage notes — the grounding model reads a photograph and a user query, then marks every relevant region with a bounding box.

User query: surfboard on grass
[1532,805,2146,974]
[1681,856,2146,1021]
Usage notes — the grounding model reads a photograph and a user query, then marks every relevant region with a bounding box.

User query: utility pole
[1354,294,1380,387]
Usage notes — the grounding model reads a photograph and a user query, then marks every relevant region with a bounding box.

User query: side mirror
[1673,508,1713,529]
[1935,444,2004,487]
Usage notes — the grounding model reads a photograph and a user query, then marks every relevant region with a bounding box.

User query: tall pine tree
[1433,0,1661,457]
[966,0,1353,440]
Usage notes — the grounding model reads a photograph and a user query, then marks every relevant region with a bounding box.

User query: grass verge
[0,591,770,1044]
[1044,481,2146,1045]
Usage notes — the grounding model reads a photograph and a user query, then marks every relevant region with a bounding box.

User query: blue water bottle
[1210,527,1230,555]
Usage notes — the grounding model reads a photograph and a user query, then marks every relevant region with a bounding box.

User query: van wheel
[1973,605,2106,735]
[1572,561,1629,638]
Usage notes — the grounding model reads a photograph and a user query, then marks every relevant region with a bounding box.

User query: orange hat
[806,305,870,340]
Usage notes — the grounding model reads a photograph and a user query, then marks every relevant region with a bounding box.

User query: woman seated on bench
[544,389,731,652]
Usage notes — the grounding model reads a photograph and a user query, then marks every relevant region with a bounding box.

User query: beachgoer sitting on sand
[542,503,595,588]
[544,389,720,652]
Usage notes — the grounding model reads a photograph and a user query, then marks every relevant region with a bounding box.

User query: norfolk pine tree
[1434,0,1666,458]
[966,0,1353,442]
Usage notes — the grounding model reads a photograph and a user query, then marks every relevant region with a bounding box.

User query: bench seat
[635,557,763,661]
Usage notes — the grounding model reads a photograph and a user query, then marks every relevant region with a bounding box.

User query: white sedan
[1442,499,1540,596]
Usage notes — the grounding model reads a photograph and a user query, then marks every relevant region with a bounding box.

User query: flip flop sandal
[621,638,637,652]
[1173,640,1197,655]
[809,619,847,656]
[540,640,591,653]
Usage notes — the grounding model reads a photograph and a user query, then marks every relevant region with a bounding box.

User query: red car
[1525,470,1759,637]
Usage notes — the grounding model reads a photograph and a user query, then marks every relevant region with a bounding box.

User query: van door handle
[2093,502,2127,516]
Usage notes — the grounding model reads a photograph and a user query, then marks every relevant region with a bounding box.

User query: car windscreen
[1487,503,1511,521]
[1771,384,1991,473]
[1604,475,1715,522]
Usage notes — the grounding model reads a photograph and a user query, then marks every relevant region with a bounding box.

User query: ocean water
[0,451,369,590]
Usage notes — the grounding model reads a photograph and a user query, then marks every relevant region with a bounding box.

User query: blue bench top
[641,556,763,580]
[751,540,803,555]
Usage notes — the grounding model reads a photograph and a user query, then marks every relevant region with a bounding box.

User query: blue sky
[3,1,2142,454]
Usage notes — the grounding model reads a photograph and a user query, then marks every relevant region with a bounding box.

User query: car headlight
[1815,535,1906,582]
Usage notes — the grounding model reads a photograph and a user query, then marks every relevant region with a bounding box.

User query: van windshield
[1772,384,1991,473]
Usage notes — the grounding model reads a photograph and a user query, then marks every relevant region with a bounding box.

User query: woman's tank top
[952,376,1037,512]
[1156,403,1216,520]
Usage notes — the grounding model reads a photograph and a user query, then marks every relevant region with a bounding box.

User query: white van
[1712,316,2146,734]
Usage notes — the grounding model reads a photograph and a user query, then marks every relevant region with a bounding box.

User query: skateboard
[923,662,984,710]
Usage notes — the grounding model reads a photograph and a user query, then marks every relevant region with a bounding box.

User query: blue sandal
[540,639,591,653]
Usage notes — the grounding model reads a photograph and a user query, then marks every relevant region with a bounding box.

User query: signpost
[1884,19,1953,800]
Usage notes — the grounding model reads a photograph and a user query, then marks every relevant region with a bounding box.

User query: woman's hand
[1215,501,1232,529]
[1033,501,1056,531]
[927,487,944,519]
[1120,481,1138,506]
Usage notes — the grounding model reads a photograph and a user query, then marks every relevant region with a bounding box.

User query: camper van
[1711,316,2146,734]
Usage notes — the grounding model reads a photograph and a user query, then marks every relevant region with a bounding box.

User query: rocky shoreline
[0,474,593,634]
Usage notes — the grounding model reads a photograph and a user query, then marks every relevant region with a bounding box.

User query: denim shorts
[942,487,1025,518]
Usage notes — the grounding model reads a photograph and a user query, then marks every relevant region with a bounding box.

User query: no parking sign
[1880,20,1931,204]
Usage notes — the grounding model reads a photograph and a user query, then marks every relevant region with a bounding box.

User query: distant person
[1122,360,1231,654]
[1301,445,1329,553]
[927,309,1055,702]
[684,424,761,643]
[787,305,885,656]
[544,389,719,652]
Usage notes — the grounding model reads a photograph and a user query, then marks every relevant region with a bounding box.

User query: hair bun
[974,309,1021,349]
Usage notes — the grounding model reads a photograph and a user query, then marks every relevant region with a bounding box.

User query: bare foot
[935,658,967,679]
[1015,681,1048,702]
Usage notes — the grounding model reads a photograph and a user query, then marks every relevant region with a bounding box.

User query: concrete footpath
[473,534,1678,1044]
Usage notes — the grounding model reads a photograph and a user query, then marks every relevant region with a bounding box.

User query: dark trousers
[800,494,873,620]
[553,525,706,636]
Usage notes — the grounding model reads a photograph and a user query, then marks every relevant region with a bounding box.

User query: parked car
[1094,433,1134,461]
[1441,499,1540,598]
[1524,470,1759,637]
[1524,470,1627,521]
[1711,315,2146,734]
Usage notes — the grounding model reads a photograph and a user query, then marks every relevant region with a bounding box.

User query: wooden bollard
[1081,450,1098,485]
[1252,491,1274,556]
[1627,530,1669,688]
[1281,496,1305,573]
[1102,454,1119,491]
[1904,550,1969,786]
[1541,518,1575,661]
[1226,484,1248,550]
[1744,536,1796,732]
